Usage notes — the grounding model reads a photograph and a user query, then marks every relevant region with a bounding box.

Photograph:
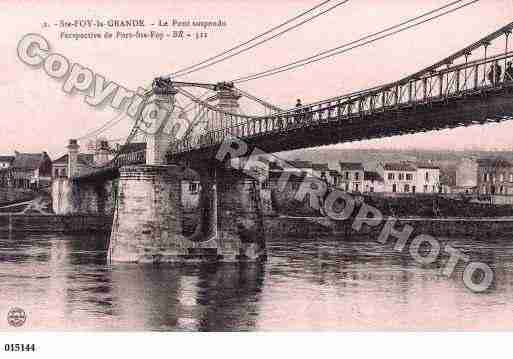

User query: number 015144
[4,344,36,352]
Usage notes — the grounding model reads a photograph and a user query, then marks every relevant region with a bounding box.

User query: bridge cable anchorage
[231,0,483,84]
[165,0,333,78]
[165,0,350,79]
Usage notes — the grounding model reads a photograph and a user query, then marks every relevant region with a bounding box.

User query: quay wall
[0,188,37,206]
[0,214,112,233]
[3,212,513,239]
[264,215,513,239]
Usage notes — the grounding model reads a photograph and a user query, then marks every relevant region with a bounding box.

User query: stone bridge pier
[107,162,266,263]
[52,177,116,216]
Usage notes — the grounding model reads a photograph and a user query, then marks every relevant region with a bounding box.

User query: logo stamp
[7,307,27,327]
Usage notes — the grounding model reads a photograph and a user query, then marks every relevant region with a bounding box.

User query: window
[261,180,269,189]
[345,171,350,180]
[412,186,416,194]
[188,182,199,194]
[355,183,359,192]
[388,173,394,180]
[354,172,360,181]
[292,181,300,191]
[404,184,410,192]
[398,173,404,180]
[345,183,349,191]
[370,187,374,193]
[425,172,429,182]
[406,173,413,181]
[392,184,397,193]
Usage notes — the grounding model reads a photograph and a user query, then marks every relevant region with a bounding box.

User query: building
[181,168,201,210]
[8,151,53,188]
[328,169,341,187]
[0,156,15,187]
[416,163,441,193]
[243,155,272,184]
[378,162,417,193]
[440,169,456,194]
[284,160,314,177]
[339,162,364,192]
[311,163,330,181]
[52,153,95,178]
[452,157,478,194]
[0,156,14,169]
[477,158,513,195]
[363,171,384,193]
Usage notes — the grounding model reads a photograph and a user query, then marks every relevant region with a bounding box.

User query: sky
[1,0,512,158]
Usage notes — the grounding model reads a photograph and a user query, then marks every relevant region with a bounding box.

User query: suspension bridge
[50,2,513,263]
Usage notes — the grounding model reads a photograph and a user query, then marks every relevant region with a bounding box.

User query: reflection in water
[1,231,513,330]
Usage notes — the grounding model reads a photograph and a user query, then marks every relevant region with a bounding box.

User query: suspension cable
[232,0,480,84]
[168,0,350,79]
[166,0,334,78]
[77,111,127,141]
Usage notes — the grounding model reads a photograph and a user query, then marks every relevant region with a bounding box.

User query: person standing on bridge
[488,62,502,85]
[294,99,303,125]
[505,62,513,82]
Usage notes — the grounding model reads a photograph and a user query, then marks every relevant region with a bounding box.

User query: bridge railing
[169,51,513,156]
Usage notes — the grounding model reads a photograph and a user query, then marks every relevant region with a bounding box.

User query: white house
[416,163,441,193]
[378,162,417,193]
[339,162,364,192]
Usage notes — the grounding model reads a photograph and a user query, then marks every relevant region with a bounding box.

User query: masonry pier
[107,163,266,263]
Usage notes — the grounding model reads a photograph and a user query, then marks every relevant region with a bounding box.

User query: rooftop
[287,160,312,169]
[382,162,416,172]
[477,158,513,168]
[364,171,383,181]
[312,163,329,171]
[0,156,14,163]
[11,152,51,170]
[417,162,440,169]
[52,153,95,166]
[339,162,364,171]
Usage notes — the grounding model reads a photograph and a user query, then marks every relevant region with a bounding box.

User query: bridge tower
[144,83,178,165]
[108,78,267,263]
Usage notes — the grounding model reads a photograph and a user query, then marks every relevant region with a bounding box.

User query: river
[1,231,513,330]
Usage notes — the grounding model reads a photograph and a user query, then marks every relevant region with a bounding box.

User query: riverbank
[265,215,513,238]
[0,214,112,233]
[3,213,513,239]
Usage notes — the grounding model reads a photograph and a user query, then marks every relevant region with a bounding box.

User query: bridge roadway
[168,51,513,163]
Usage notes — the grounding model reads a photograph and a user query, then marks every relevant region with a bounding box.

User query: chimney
[67,139,80,178]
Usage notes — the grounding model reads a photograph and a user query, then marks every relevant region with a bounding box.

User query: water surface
[1,231,513,330]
